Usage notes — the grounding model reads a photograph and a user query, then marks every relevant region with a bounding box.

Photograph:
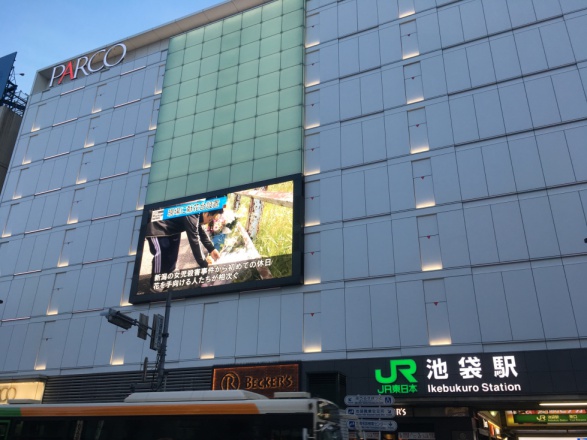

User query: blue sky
[1,1,221,95]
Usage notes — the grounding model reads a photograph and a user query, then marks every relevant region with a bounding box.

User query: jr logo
[375,359,418,395]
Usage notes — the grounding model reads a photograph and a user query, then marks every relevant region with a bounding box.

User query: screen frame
[129,174,304,304]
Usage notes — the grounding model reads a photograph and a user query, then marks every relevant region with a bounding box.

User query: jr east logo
[375,359,418,395]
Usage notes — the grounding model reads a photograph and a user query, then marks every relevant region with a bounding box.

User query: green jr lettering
[375,359,418,384]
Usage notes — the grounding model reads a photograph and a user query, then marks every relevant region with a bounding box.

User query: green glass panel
[189,150,211,173]
[195,90,217,112]
[169,155,190,178]
[212,124,234,147]
[279,85,302,109]
[223,15,242,34]
[280,65,302,89]
[261,17,282,39]
[198,73,218,93]
[236,78,258,101]
[256,92,279,115]
[253,156,277,181]
[278,127,301,153]
[179,78,198,99]
[210,145,233,168]
[235,98,257,121]
[191,129,213,152]
[219,48,240,70]
[173,115,195,137]
[154,120,175,142]
[238,60,259,82]
[242,7,262,28]
[166,50,185,69]
[158,102,177,123]
[281,28,303,50]
[230,161,254,186]
[221,31,241,52]
[160,84,179,105]
[162,66,182,87]
[260,34,281,57]
[282,9,304,31]
[254,133,278,158]
[184,45,203,64]
[199,54,220,76]
[283,0,303,13]
[207,166,230,191]
[240,41,260,64]
[186,171,209,195]
[168,34,186,53]
[256,113,278,137]
[259,52,281,75]
[202,38,221,58]
[194,109,215,132]
[171,134,192,158]
[176,96,196,119]
[281,46,303,69]
[165,175,188,200]
[145,180,167,205]
[257,72,280,95]
[151,139,172,162]
[232,139,255,163]
[185,28,204,47]
[149,159,170,183]
[278,106,302,131]
[233,118,256,142]
[262,1,282,21]
[204,21,223,41]
[214,104,236,126]
[181,61,201,82]
[277,150,301,175]
[216,84,237,107]
[241,24,261,45]
[218,67,238,88]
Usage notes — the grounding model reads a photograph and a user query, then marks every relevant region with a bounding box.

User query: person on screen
[146,208,223,282]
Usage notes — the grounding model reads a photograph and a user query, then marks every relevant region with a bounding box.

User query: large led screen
[130,175,303,303]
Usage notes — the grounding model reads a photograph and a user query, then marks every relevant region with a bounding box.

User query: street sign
[347,407,396,418]
[347,419,397,432]
[344,395,395,406]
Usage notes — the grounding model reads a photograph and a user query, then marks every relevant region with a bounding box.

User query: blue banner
[162,196,227,220]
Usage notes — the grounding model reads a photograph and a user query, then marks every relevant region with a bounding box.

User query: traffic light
[102,308,135,330]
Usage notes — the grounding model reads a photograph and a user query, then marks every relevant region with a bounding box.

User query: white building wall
[1,0,587,380]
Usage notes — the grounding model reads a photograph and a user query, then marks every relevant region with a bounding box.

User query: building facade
[1,0,587,438]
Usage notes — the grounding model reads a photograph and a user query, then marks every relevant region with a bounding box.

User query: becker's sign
[49,43,126,87]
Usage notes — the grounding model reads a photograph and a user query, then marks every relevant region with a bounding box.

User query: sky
[1,0,222,95]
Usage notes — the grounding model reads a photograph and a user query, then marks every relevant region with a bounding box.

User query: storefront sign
[0,381,45,404]
[49,43,126,87]
[506,410,587,426]
[213,364,299,397]
[374,354,525,397]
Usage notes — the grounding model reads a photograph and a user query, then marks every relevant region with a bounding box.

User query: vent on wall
[42,367,212,403]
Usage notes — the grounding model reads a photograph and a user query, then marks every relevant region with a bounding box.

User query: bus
[0,390,342,440]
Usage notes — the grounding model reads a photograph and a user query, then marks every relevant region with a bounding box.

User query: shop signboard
[212,363,299,398]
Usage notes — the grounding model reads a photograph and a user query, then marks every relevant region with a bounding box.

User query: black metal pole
[155,289,171,391]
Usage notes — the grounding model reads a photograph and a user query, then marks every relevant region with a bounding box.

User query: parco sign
[49,43,126,87]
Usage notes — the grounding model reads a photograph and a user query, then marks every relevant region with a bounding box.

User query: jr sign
[49,43,126,87]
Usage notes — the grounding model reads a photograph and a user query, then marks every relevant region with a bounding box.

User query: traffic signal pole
[102,289,172,391]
